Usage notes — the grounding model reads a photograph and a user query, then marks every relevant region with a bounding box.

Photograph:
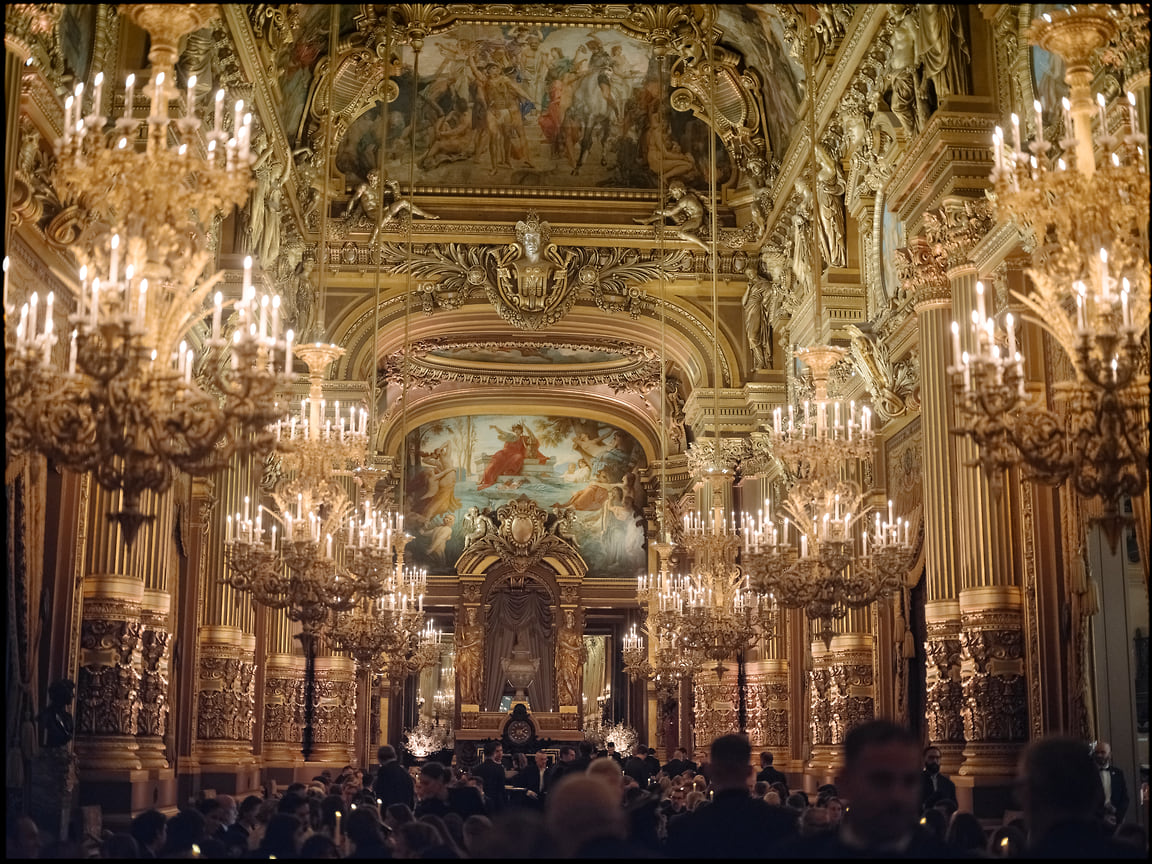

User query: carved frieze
[77,618,142,737]
[137,627,171,739]
[925,624,965,746]
[959,611,1028,744]
[196,650,257,743]
[311,675,357,746]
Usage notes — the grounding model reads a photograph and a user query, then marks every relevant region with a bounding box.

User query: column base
[75,734,142,772]
[136,736,169,771]
[195,739,257,768]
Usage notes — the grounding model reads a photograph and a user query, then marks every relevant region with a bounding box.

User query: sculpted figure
[555,607,586,708]
[345,170,440,246]
[917,5,970,101]
[455,606,483,706]
[791,179,815,295]
[741,271,773,369]
[634,180,709,252]
[463,506,495,547]
[814,141,847,268]
[886,9,929,135]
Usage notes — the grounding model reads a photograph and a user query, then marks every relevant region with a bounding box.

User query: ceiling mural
[403,414,647,579]
[333,24,731,191]
[424,341,630,366]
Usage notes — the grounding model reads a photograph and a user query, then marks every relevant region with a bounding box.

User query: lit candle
[951,321,962,367]
[64,95,74,145]
[1010,112,1021,153]
[185,347,194,383]
[975,280,986,323]
[68,330,77,375]
[992,127,1003,174]
[271,295,281,343]
[259,294,269,340]
[152,71,165,115]
[123,74,135,122]
[137,279,147,328]
[1075,285,1086,329]
[28,292,38,343]
[240,112,252,162]
[1033,99,1044,144]
[90,278,100,329]
[1121,279,1131,327]
[233,98,244,140]
[1127,91,1138,135]
[109,234,121,286]
[1061,97,1073,141]
[888,498,894,526]
[93,72,104,117]
[334,811,342,846]
[284,329,294,375]
[1099,248,1109,298]
[186,74,197,117]
[73,82,84,130]
[214,89,224,135]
[1096,93,1107,136]
[212,291,222,342]
[800,534,808,558]
[1005,312,1016,358]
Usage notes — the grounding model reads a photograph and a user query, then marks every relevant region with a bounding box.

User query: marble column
[902,234,967,772]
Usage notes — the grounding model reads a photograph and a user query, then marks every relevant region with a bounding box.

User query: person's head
[668,180,686,198]
[800,806,834,837]
[988,824,1026,857]
[578,740,594,759]
[787,792,808,810]
[674,747,688,760]
[633,743,646,757]
[669,786,688,811]
[760,750,774,767]
[418,762,450,802]
[100,832,140,859]
[1093,740,1112,768]
[709,733,754,791]
[824,796,844,823]
[771,781,790,801]
[345,807,386,853]
[237,795,262,828]
[605,741,616,753]
[366,169,380,185]
[919,806,948,842]
[546,774,627,856]
[462,814,493,852]
[1018,737,1103,835]
[924,745,943,775]
[384,802,414,832]
[558,744,575,762]
[534,751,548,770]
[260,813,307,858]
[277,791,311,826]
[946,811,987,853]
[685,790,706,810]
[130,809,167,854]
[197,797,227,837]
[378,744,397,764]
[764,790,781,806]
[392,820,437,858]
[215,793,237,827]
[753,781,769,798]
[300,833,340,858]
[163,809,206,855]
[587,757,624,792]
[838,720,921,845]
[340,781,358,805]
[484,740,503,762]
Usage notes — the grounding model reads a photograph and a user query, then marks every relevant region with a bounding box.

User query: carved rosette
[309,657,357,765]
[74,577,144,771]
[136,595,172,769]
[262,653,305,763]
[958,588,1028,775]
[195,629,257,764]
[924,619,966,757]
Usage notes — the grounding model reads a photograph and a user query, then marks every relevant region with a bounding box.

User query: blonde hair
[586,757,624,790]
[685,790,706,811]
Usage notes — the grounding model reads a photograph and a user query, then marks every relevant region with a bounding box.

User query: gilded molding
[959,604,1028,746]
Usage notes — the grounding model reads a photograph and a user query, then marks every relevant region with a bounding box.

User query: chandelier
[625,541,704,687]
[4,5,289,544]
[950,5,1149,546]
[743,346,911,646]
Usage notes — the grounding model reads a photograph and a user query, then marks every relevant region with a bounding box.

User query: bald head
[545,775,626,856]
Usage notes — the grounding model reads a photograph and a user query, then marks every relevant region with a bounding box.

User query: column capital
[922,198,996,274]
[897,237,950,310]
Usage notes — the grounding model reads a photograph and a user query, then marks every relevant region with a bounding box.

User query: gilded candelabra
[4,5,288,544]
[743,346,911,645]
[950,5,1150,547]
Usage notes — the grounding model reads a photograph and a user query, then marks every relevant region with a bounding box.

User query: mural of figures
[333,24,729,190]
[404,415,647,577]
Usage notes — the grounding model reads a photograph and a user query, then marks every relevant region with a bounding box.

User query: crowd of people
[7,725,1147,859]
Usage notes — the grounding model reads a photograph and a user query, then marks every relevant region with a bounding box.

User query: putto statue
[345,169,440,245]
[634,180,710,251]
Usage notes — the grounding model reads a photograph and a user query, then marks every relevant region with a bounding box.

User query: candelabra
[950,5,1149,547]
[744,345,911,645]
[4,5,286,544]
[628,540,706,686]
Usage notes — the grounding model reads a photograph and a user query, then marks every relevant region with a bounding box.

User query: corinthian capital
[895,237,950,310]
[923,199,995,270]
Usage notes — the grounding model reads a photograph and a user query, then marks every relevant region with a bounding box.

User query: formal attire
[1099,764,1129,821]
[777,822,962,859]
[921,769,957,807]
[448,785,488,819]
[644,754,662,777]
[664,788,798,858]
[757,765,787,787]
[513,763,549,803]
[374,759,415,810]
[624,755,652,787]
[472,759,509,812]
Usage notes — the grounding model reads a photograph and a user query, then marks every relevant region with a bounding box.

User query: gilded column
[901,235,966,772]
[809,609,875,781]
[74,485,144,773]
[930,204,1029,783]
[309,656,357,767]
[194,455,259,772]
[134,489,177,771]
[262,609,305,769]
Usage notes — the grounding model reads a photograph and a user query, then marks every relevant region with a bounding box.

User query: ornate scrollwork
[845,324,920,421]
[196,652,257,743]
[77,618,142,737]
[959,613,1028,744]
[458,494,583,573]
[925,626,965,746]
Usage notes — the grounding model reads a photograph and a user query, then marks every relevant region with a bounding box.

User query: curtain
[483,589,554,712]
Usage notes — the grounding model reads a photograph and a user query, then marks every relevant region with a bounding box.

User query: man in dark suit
[920,745,957,809]
[623,744,653,788]
[513,751,551,806]
[663,746,692,778]
[373,744,414,810]
[605,741,624,764]
[1094,741,1130,824]
[665,733,798,858]
[547,743,578,787]
[777,721,954,859]
[471,740,513,813]
[756,751,787,787]
[1020,737,1142,858]
[643,744,662,779]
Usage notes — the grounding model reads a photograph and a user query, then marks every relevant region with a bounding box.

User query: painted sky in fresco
[403,415,647,578]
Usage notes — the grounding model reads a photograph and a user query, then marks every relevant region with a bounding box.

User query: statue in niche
[634,180,709,252]
[456,606,484,707]
[345,170,440,246]
[555,607,586,708]
[741,270,773,370]
[917,5,970,102]
[790,179,815,295]
[37,679,75,749]
[248,130,290,269]
[814,140,847,268]
[885,8,929,136]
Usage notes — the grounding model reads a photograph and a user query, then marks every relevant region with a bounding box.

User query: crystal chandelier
[625,541,705,686]
[950,5,1149,546]
[4,5,289,544]
[743,346,911,646]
